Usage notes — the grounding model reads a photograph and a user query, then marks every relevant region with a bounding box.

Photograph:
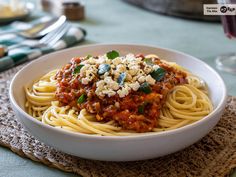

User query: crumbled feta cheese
[134,57,142,63]
[111,82,119,90]
[87,58,96,64]
[112,57,122,65]
[105,58,112,64]
[79,53,162,98]
[137,70,144,76]
[117,86,129,98]
[116,64,126,73]
[153,65,160,70]
[113,71,120,80]
[129,69,137,76]
[80,64,89,76]
[97,56,106,64]
[104,72,109,77]
[96,80,105,88]
[131,76,137,82]
[81,78,90,85]
[138,76,146,83]
[129,65,139,76]
[124,83,131,90]
[104,76,119,90]
[144,65,153,74]
[102,89,116,97]
[104,76,113,84]
[95,86,104,96]
[126,73,132,81]
[126,54,136,62]
[128,81,140,91]
[146,75,156,85]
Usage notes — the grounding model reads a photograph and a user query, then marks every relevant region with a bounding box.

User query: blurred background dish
[41,0,85,21]
[0,1,34,24]
[124,0,219,21]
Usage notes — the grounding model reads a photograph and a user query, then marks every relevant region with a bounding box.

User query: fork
[8,22,70,51]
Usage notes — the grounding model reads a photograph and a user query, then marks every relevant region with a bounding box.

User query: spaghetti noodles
[25,52,213,136]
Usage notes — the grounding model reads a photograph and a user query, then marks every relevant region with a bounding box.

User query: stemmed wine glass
[216,0,236,73]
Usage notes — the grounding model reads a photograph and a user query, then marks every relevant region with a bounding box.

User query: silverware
[19,15,67,39]
[8,22,70,50]
[0,22,70,57]
[0,15,66,39]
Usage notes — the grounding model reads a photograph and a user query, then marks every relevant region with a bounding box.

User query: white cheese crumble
[79,53,160,98]
[145,75,156,85]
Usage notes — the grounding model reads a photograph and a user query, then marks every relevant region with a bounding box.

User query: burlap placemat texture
[1,64,236,177]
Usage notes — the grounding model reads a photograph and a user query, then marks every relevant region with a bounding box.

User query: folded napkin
[0,19,86,72]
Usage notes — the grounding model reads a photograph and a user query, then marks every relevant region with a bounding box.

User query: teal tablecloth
[0,0,236,176]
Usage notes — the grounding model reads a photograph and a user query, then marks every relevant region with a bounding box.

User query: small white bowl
[9,44,227,161]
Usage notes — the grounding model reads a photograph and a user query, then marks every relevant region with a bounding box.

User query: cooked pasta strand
[24,62,213,136]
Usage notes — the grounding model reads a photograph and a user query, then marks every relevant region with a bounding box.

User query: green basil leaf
[150,67,166,81]
[106,50,119,59]
[144,58,154,65]
[117,72,126,85]
[73,64,84,74]
[77,94,86,104]
[139,82,151,94]
[98,64,111,75]
[138,102,148,114]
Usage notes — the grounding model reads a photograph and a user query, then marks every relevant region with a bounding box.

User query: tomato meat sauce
[55,55,187,132]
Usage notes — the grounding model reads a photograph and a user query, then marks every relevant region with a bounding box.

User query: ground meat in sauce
[55,55,187,132]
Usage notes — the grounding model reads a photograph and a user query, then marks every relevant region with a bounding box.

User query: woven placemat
[1,63,236,177]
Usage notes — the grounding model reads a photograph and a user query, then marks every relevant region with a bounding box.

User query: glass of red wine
[216,0,236,73]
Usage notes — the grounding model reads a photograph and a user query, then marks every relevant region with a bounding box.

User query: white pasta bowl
[9,44,227,161]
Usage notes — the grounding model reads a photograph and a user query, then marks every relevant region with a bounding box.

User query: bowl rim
[9,43,228,141]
